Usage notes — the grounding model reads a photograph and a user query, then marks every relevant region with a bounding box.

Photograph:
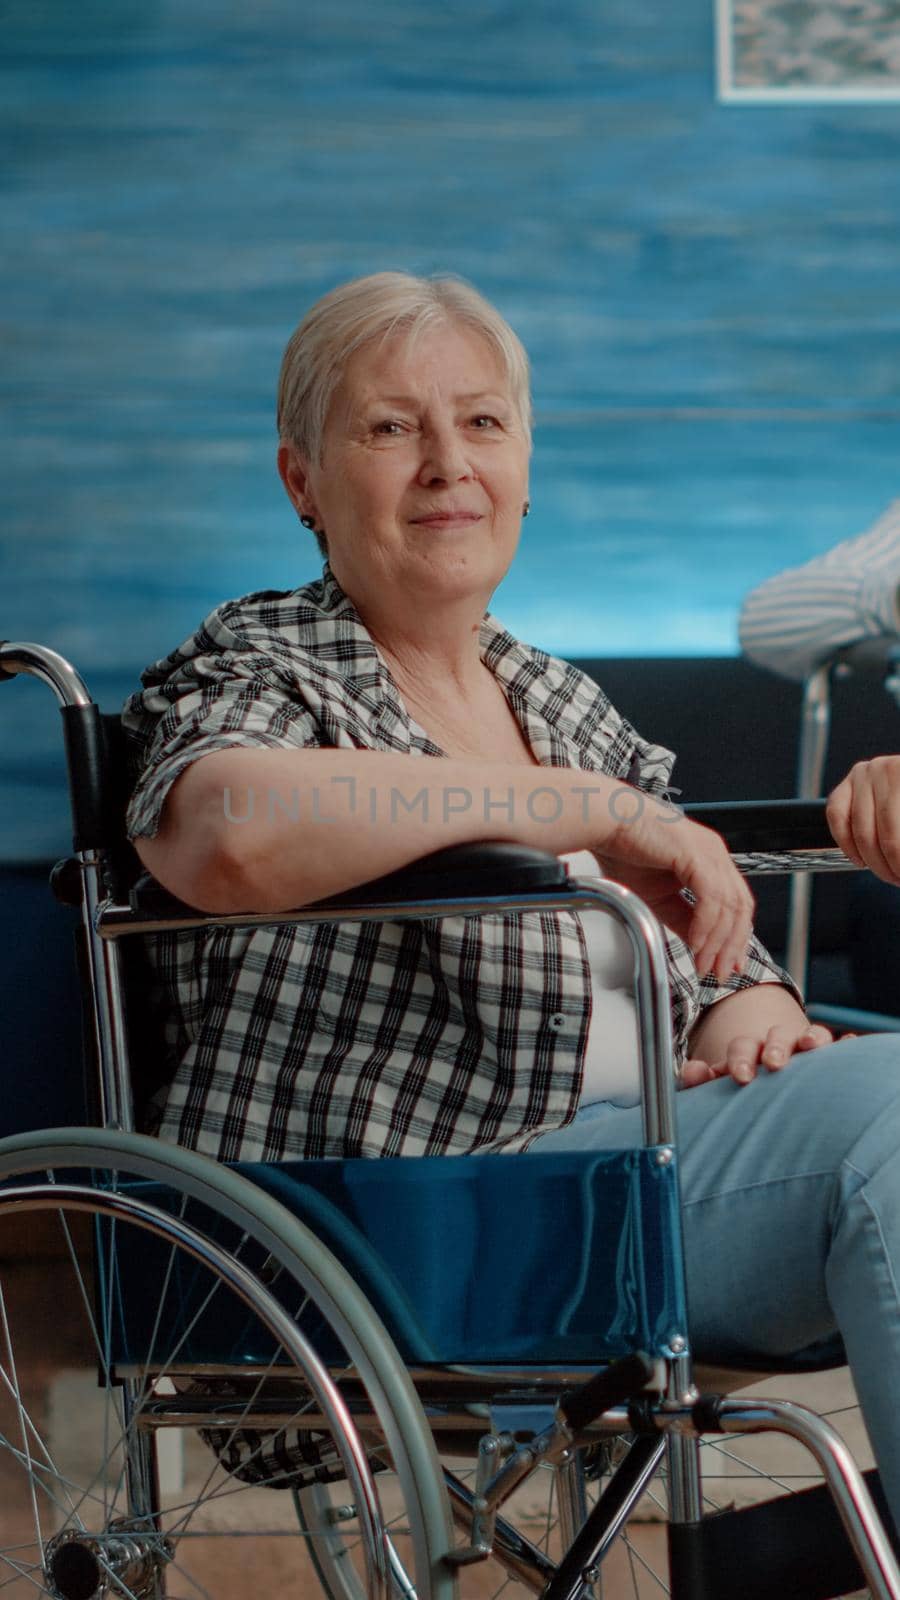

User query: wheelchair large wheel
[0,1129,456,1600]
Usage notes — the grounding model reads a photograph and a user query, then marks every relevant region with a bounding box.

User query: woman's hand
[826,755,900,885]
[595,804,755,982]
[681,983,847,1089]
[679,1020,838,1088]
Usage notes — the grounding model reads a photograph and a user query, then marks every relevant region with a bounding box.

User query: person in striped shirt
[739,501,900,1001]
[740,498,900,683]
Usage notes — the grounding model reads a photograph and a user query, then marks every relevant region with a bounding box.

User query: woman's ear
[277,442,316,521]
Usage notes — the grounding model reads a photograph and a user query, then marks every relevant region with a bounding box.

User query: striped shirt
[123,564,797,1162]
[740,499,900,682]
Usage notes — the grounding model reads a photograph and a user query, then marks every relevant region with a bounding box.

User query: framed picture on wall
[716,0,900,102]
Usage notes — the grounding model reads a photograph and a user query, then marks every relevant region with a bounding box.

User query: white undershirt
[558,850,642,1108]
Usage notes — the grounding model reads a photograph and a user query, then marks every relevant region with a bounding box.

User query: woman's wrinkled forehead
[330,318,516,424]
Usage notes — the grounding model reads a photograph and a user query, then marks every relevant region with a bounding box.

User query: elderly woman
[125,272,900,1528]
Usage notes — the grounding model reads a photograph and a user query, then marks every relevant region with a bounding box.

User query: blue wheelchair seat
[108,1147,687,1369]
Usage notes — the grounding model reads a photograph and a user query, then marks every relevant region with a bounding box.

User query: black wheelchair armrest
[128,840,569,921]
[309,839,569,906]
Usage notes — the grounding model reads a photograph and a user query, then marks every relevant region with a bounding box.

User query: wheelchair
[2,638,899,1600]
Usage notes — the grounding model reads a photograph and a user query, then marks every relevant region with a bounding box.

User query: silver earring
[300,514,316,530]
[522,500,530,518]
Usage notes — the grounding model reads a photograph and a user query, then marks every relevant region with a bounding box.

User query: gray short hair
[276,272,533,472]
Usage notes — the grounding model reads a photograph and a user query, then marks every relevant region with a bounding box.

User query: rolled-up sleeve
[123,625,324,841]
[739,499,900,682]
[665,928,803,1065]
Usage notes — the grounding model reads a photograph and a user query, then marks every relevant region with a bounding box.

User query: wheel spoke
[0,1552,50,1594]
[0,1277,50,1554]
[619,1530,669,1594]
[162,1552,218,1600]
[99,1210,246,1525]
[164,1368,314,1540]
[101,1220,270,1541]
[700,1434,799,1496]
[94,1549,144,1600]
[0,1437,113,1525]
[543,1463,557,1553]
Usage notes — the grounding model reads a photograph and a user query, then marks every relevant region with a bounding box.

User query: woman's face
[285,321,530,623]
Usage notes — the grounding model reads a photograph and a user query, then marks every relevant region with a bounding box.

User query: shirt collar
[314,562,594,768]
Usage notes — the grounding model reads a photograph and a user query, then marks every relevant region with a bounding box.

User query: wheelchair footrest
[668,1467,897,1600]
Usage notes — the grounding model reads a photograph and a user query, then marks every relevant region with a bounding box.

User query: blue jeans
[529,1035,900,1530]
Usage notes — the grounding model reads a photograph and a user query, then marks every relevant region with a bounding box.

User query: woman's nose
[417,426,471,483]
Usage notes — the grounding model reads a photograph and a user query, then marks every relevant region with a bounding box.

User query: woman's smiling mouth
[410,509,484,527]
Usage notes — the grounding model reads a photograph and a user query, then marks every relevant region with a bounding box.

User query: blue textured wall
[2,0,899,858]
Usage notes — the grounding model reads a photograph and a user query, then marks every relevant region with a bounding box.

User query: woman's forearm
[135,744,650,912]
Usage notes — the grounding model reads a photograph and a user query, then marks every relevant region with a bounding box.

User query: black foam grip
[691,1393,727,1433]
[61,703,110,852]
[559,1352,656,1434]
[50,857,84,908]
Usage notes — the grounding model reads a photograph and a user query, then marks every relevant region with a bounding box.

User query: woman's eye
[470,414,500,430]
[373,420,405,436]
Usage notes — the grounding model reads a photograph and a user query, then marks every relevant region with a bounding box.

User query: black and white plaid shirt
[123,565,797,1161]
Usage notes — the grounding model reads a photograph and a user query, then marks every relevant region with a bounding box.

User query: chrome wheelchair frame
[2,637,899,1600]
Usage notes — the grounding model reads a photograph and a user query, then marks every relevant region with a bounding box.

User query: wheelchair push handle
[0,641,20,682]
[0,640,94,705]
[0,641,113,852]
